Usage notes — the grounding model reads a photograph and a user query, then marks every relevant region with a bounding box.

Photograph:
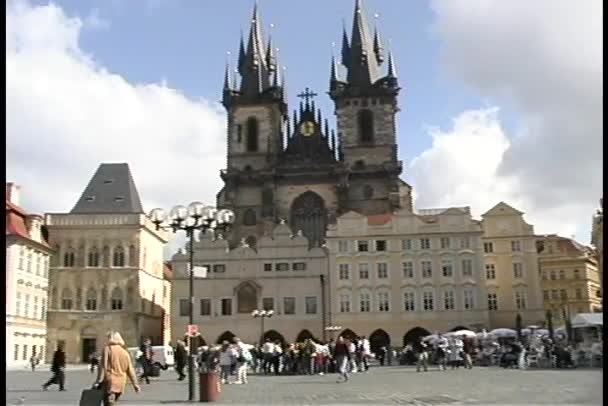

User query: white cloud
[6,0,226,254]
[84,8,110,31]
[411,0,602,243]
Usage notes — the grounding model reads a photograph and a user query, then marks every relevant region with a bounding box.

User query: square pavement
[6,365,602,405]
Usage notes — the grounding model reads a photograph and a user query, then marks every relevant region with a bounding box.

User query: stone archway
[263,330,286,346]
[450,325,469,332]
[290,191,327,247]
[216,331,236,344]
[295,329,314,343]
[369,329,391,355]
[339,328,357,341]
[402,327,431,346]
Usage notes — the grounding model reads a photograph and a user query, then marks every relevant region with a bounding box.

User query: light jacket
[97,344,138,395]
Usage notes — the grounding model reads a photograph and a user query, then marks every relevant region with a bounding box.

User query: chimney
[26,215,43,243]
[6,183,20,206]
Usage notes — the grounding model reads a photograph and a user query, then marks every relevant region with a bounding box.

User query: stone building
[45,163,170,363]
[325,207,489,350]
[481,202,546,328]
[538,235,602,324]
[6,183,54,367]
[591,199,603,297]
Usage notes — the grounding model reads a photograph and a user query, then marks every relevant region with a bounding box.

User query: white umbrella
[521,328,532,335]
[536,329,549,336]
[423,334,440,343]
[526,325,540,329]
[488,328,517,338]
[452,330,477,338]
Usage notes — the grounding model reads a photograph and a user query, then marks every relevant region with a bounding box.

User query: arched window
[85,288,97,311]
[113,246,125,267]
[358,109,374,143]
[129,245,137,267]
[111,287,123,310]
[290,192,327,248]
[246,117,259,152]
[243,209,257,226]
[61,288,73,310]
[63,249,75,267]
[88,247,100,267]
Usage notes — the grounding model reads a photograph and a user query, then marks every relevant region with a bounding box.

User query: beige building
[481,202,545,328]
[539,235,602,324]
[45,163,170,363]
[171,222,328,346]
[6,183,54,367]
[325,207,489,350]
[591,199,603,297]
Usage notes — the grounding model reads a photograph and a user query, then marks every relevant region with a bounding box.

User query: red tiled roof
[6,199,51,249]
[367,213,392,226]
[163,262,173,279]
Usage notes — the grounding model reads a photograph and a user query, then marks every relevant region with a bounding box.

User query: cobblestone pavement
[6,366,602,405]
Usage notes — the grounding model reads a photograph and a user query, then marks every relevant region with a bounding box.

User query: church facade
[170,1,545,347]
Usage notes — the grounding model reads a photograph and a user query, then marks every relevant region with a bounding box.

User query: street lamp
[149,203,235,402]
[325,325,342,340]
[251,309,274,344]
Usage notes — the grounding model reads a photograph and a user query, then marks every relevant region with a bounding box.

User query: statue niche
[290,191,327,247]
[236,281,258,314]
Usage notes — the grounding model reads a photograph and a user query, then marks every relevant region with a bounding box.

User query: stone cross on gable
[297,87,318,105]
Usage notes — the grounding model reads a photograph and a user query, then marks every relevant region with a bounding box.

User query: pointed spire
[329,53,340,92]
[266,37,276,72]
[324,119,329,137]
[387,49,397,78]
[232,67,239,89]
[341,21,350,67]
[293,109,298,130]
[330,129,336,154]
[299,100,305,117]
[223,63,231,90]
[286,114,291,137]
[373,26,384,64]
[280,66,287,102]
[238,32,246,75]
[272,50,281,87]
[239,3,270,96]
[316,109,322,126]
[347,0,381,86]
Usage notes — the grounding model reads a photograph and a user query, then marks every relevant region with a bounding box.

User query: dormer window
[103,179,114,184]
[115,197,125,202]
[85,196,95,202]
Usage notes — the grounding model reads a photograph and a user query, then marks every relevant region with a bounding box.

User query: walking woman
[95,331,141,406]
[334,336,350,383]
[42,344,66,391]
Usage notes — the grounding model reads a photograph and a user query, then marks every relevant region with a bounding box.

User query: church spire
[387,49,397,78]
[341,21,350,67]
[373,26,384,65]
[237,31,246,75]
[347,0,381,86]
[239,3,270,97]
[266,37,276,72]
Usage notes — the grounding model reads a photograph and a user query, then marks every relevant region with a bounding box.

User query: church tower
[329,0,409,214]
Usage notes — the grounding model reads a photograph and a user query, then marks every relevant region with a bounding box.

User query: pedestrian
[435,333,448,371]
[138,338,153,384]
[30,353,38,372]
[334,336,350,383]
[219,341,235,384]
[89,350,99,374]
[233,337,250,384]
[272,341,283,375]
[357,336,370,372]
[462,335,474,369]
[413,338,429,372]
[94,331,141,406]
[377,346,386,366]
[261,339,274,374]
[174,340,188,381]
[42,344,66,391]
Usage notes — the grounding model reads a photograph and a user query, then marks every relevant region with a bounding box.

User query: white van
[127,345,174,372]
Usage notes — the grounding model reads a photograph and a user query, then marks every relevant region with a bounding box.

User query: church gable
[482,201,524,217]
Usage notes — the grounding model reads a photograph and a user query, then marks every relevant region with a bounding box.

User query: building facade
[480,202,546,328]
[538,235,602,325]
[45,164,170,363]
[591,199,603,297]
[6,183,54,367]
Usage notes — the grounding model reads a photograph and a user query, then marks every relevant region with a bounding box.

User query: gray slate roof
[71,163,144,214]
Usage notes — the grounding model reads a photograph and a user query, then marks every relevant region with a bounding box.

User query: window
[513,263,524,279]
[542,290,550,301]
[24,294,30,317]
[23,345,28,361]
[550,270,556,280]
[357,241,369,252]
[444,290,455,310]
[359,263,370,279]
[111,288,123,310]
[305,297,317,314]
[338,241,349,253]
[246,117,259,152]
[402,262,414,278]
[560,289,568,300]
[551,289,559,300]
[422,291,434,311]
[404,291,416,311]
[113,247,125,267]
[33,296,39,319]
[574,269,580,279]
[179,299,189,316]
[378,292,390,312]
[85,289,97,311]
[16,292,21,316]
[88,248,100,267]
[339,294,351,313]
[213,264,226,273]
[221,298,232,316]
[441,261,453,277]
[463,289,474,310]
[485,264,496,280]
[483,242,494,253]
[488,293,498,310]
[283,297,295,315]
[440,237,450,249]
[515,291,527,310]
[358,109,374,143]
[402,239,412,251]
[41,298,46,320]
[542,271,547,280]
[421,261,432,278]
[61,288,73,310]
[35,256,41,275]
[292,262,307,271]
[460,237,470,249]
[236,124,243,143]
[18,247,24,270]
[262,297,274,311]
[276,263,289,271]
[338,264,350,280]
[558,270,565,280]
[511,240,521,252]
[420,238,431,250]
[377,263,388,279]
[461,259,473,277]
[200,299,211,316]
[26,252,32,272]
[359,292,371,312]
[264,263,272,272]
[14,344,19,361]
[63,251,75,267]
[243,209,257,226]
[375,240,387,252]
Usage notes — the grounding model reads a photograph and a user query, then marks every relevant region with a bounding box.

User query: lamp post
[149,203,235,402]
[251,310,274,344]
[324,325,342,341]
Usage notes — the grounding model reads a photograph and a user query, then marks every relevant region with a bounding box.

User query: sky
[6,0,603,254]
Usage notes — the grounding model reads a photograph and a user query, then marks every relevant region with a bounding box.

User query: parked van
[127,345,174,372]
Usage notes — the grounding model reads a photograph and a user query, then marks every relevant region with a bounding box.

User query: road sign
[187,324,199,337]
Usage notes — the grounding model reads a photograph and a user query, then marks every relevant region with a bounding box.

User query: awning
[571,313,603,328]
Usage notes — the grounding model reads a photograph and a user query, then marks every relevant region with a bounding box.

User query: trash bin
[199,372,220,402]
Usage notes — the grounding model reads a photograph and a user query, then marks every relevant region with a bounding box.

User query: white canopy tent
[571,313,603,329]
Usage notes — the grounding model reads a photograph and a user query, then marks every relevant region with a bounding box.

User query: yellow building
[539,235,602,325]
[591,199,602,298]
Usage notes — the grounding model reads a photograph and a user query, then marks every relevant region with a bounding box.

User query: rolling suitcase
[79,387,104,406]
[151,364,161,377]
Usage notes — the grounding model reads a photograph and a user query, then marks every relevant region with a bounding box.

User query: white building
[6,183,54,367]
